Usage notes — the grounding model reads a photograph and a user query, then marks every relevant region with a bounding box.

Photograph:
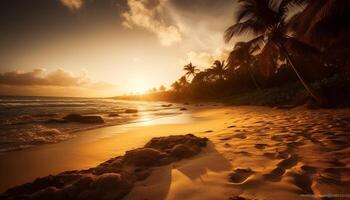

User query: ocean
[0,96,182,152]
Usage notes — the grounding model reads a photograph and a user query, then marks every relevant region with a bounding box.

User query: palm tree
[159,85,166,92]
[183,63,200,79]
[289,0,350,72]
[179,76,188,86]
[209,60,227,80]
[192,71,211,84]
[224,0,327,104]
[290,0,350,44]
[171,81,181,92]
[228,41,261,90]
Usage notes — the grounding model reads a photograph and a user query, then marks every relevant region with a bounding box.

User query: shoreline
[0,107,207,193]
[0,112,184,153]
[1,106,350,199]
[0,98,191,153]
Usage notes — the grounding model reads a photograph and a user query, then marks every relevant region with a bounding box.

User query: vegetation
[119,0,350,107]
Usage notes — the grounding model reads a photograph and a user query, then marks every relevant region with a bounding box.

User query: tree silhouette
[228,41,261,90]
[183,63,200,79]
[209,60,227,80]
[171,81,181,92]
[224,0,327,104]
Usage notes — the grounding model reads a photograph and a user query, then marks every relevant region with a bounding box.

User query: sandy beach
[2,105,350,199]
[2,0,350,199]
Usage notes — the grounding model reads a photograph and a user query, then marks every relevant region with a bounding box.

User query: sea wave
[0,96,184,152]
[0,125,74,152]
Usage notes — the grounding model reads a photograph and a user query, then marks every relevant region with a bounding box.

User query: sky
[0,0,239,97]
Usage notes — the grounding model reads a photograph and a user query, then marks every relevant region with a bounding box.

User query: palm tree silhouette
[224,0,327,104]
[290,0,350,44]
[171,81,181,92]
[183,63,200,79]
[209,60,227,80]
[228,41,261,90]
[179,76,188,86]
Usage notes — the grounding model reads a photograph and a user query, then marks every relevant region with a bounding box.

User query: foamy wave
[0,97,184,152]
[0,125,74,152]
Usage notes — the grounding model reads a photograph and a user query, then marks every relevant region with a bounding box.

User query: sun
[127,79,152,94]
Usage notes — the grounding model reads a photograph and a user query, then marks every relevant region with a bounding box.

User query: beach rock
[229,196,252,200]
[89,173,132,200]
[122,148,166,167]
[3,173,82,198]
[63,114,104,124]
[161,104,173,107]
[125,109,138,114]
[180,107,187,111]
[170,144,198,159]
[72,175,94,190]
[33,113,58,118]
[133,168,151,181]
[30,186,61,200]
[145,134,208,152]
[93,158,124,175]
[45,119,67,124]
[1,134,208,200]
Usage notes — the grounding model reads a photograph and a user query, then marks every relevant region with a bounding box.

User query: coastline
[2,105,350,200]
[0,106,209,193]
[0,97,188,153]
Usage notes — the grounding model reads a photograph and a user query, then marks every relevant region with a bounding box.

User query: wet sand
[2,106,350,199]
[0,112,198,192]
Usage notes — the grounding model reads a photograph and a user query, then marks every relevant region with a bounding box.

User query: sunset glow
[1,0,350,199]
[0,0,235,97]
[126,78,153,94]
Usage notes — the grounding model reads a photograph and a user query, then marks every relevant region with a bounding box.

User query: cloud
[60,0,84,11]
[122,0,182,46]
[0,68,119,97]
[0,68,89,87]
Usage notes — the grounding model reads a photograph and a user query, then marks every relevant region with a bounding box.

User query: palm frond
[308,0,350,37]
[224,20,265,43]
[278,0,308,17]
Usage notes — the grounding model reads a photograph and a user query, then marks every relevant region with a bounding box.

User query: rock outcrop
[63,114,105,124]
[1,134,208,200]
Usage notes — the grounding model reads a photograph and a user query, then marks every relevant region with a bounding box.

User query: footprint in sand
[318,167,344,184]
[276,150,290,159]
[264,154,299,182]
[254,143,268,150]
[289,172,314,194]
[277,154,299,169]
[233,133,247,139]
[220,133,247,141]
[220,137,231,141]
[229,168,254,184]
[263,152,277,159]
[235,151,252,156]
[264,167,286,182]
[271,135,284,142]
[300,165,317,174]
[224,143,231,148]
[228,125,236,128]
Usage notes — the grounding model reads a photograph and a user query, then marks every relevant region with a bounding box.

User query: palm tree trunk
[276,42,327,105]
[247,64,262,91]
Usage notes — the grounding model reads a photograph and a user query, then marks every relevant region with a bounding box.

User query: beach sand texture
[2,106,350,199]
